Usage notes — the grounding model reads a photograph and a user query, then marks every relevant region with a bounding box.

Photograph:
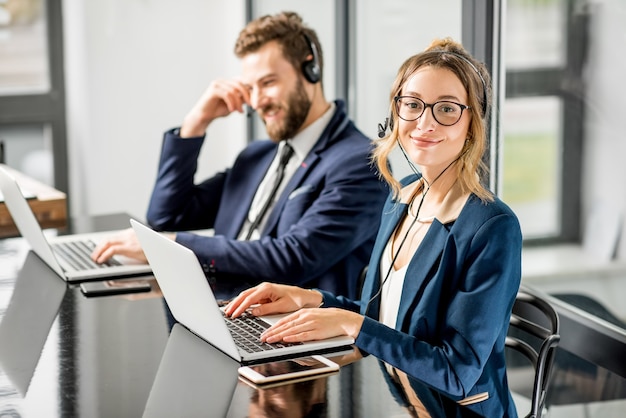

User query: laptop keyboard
[223,311,301,354]
[52,240,121,271]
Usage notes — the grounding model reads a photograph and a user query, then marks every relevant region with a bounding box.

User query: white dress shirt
[239,102,336,240]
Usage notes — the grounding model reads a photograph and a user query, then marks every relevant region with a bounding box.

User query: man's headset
[377,50,488,139]
[302,33,321,84]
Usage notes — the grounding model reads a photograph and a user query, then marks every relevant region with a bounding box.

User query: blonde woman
[226,38,522,417]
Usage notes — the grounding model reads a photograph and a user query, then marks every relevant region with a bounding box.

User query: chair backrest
[506,290,561,418]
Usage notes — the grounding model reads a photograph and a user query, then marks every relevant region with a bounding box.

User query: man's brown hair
[234,11,323,82]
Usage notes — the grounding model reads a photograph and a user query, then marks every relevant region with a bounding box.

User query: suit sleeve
[174,144,387,285]
[146,129,225,231]
[354,213,522,399]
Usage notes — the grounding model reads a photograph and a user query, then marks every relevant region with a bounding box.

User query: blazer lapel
[262,102,350,235]
[233,101,355,239]
[394,183,470,328]
[360,202,406,318]
[361,180,470,326]
[261,150,321,234]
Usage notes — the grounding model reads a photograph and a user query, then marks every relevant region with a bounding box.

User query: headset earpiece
[302,33,321,84]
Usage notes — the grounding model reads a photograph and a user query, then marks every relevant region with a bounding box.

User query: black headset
[301,33,321,84]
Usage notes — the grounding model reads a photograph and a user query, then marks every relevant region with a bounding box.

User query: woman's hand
[260,308,364,343]
[224,282,322,318]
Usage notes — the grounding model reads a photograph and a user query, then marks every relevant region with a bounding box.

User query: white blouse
[379,238,408,329]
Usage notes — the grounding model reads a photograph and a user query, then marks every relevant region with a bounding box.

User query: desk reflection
[0,251,66,396]
[143,323,240,417]
[145,323,483,418]
[236,370,331,418]
[379,366,483,418]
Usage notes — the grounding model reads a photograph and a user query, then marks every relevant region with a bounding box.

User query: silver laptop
[0,166,152,281]
[131,219,354,364]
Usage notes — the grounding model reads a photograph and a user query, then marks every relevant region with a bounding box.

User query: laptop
[131,218,354,364]
[0,166,152,282]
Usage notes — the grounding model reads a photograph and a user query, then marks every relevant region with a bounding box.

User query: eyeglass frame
[394,95,471,127]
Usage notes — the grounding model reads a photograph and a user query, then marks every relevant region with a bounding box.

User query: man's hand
[180,79,251,137]
[91,227,149,263]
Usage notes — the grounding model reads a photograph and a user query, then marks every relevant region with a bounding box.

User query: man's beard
[261,78,312,142]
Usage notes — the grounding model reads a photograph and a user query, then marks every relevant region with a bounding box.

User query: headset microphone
[378,111,394,138]
[377,118,389,138]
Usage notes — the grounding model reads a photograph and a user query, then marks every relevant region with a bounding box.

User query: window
[0,0,67,193]
[0,0,49,93]
[501,97,562,238]
[501,0,586,243]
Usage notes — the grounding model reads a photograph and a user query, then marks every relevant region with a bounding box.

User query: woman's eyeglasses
[394,96,470,126]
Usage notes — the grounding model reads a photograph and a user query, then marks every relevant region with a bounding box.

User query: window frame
[0,0,68,195]
[463,0,586,245]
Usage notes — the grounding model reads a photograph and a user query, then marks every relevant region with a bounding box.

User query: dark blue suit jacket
[146,100,387,298]
[320,175,522,417]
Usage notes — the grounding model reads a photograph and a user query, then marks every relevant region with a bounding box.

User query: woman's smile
[409,135,442,148]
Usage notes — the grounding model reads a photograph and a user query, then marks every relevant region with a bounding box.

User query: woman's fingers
[261,308,365,343]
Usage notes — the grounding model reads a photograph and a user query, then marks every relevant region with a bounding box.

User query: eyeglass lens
[396,97,465,126]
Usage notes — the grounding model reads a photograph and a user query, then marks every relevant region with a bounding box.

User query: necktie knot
[278,142,294,169]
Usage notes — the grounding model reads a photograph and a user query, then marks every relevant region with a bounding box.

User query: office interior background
[1,1,626,321]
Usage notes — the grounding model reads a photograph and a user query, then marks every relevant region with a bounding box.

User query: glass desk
[1,214,625,417]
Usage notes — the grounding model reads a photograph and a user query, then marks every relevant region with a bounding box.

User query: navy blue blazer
[146,100,387,298]
[320,175,522,417]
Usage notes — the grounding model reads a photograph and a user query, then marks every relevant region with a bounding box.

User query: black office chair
[506,290,561,418]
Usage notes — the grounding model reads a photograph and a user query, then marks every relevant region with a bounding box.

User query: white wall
[63,0,247,219]
[581,0,626,260]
